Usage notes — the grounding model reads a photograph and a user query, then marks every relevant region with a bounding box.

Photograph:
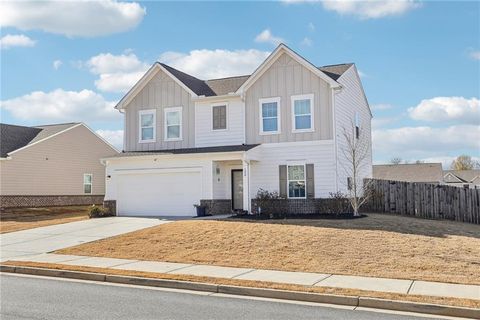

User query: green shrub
[88,205,112,218]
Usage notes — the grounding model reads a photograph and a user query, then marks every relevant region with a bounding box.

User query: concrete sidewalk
[9,253,480,301]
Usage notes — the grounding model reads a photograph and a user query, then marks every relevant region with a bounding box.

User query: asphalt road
[0,274,441,320]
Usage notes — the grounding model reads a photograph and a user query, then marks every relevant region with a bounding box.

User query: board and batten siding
[124,69,195,151]
[247,141,336,199]
[195,98,245,147]
[0,125,117,196]
[245,53,333,144]
[334,64,373,194]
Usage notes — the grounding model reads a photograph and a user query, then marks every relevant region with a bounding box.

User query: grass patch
[56,213,480,286]
[0,206,91,233]
[3,260,479,309]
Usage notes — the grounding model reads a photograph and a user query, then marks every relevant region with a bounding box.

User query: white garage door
[117,170,202,216]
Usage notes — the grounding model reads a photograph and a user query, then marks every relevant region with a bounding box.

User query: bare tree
[390,157,402,165]
[340,122,373,216]
[451,155,479,170]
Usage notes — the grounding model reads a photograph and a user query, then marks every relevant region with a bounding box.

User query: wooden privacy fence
[365,179,480,224]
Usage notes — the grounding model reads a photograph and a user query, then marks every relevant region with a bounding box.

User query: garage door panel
[117,170,202,216]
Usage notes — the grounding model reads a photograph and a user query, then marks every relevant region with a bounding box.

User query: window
[259,97,280,134]
[139,110,156,142]
[83,174,92,194]
[164,107,182,140]
[212,105,227,130]
[287,165,306,198]
[355,112,360,139]
[291,94,314,132]
[347,177,353,191]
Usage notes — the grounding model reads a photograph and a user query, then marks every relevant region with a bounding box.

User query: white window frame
[164,107,183,141]
[138,109,156,143]
[259,97,281,135]
[211,102,228,131]
[83,173,93,194]
[287,163,307,199]
[291,94,314,133]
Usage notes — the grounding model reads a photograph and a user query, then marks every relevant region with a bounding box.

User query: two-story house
[103,44,372,216]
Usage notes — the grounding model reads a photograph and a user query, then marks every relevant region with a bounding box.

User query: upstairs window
[287,164,306,198]
[83,174,92,194]
[165,107,182,140]
[291,94,314,132]
[355,112,360,139]
[139,110,156,142]
[259,97,280,134]
[212,105,227,130]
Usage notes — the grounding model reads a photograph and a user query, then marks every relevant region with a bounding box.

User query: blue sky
[1,0,479,166]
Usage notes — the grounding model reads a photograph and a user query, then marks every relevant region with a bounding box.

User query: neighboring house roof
[114,144,260,157]
[0,122,117,158]
[443,170,480,184]
[0,123,42,158]
[372,163,444,183]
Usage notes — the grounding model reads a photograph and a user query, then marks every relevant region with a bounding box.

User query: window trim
[287,163,307,199]
[83,173,93,194]
[138,109,156,143]
[291,94,314,133]
[354,112,360,139]
[211,102,228,131]
[164,106,183,141]
[259,97,281,135]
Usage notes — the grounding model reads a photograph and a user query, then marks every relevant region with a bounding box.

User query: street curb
[1,265,478,319]
[359,297,480,319]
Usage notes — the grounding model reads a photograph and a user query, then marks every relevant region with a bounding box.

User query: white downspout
[242,154,251,213]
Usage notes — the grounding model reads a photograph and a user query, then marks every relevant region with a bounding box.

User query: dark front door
[231,170,243,210]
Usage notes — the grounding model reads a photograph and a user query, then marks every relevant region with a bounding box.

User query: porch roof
[113,144,260,158]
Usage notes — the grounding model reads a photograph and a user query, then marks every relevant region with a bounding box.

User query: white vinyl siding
[138,109,156,143]
[291,94,314,132]
[259,97,281,135]
[164,107,182,141]
[194,98,245,147]
[83,174,93,194]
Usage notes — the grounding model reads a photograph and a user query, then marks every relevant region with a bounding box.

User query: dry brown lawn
[0,206,90,233]
[4,260,479,309]
[56,213,480,285]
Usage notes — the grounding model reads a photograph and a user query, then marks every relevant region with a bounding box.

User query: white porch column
[242,159,250,213]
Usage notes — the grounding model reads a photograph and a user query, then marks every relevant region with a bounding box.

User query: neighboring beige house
[443,170,480,188]
[0,122,118,208]
[103,44,373,216]
[372,163,444,184]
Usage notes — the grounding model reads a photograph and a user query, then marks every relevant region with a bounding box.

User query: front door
[231,170,243,210]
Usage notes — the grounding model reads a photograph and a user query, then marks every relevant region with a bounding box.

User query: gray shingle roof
[159,62,352,97]
[444,170,480,183]
[0,122,79,157]
[372,163,444,183]
[115,144,260,157]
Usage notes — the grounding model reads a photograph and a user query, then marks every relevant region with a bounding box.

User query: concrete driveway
[0,217,169,262]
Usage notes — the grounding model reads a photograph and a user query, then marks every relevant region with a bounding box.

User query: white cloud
[0,89,120,123]
[159,49,271,79]
[469,51,480,60]
[0,34,36,49]
[0,0,145,37]
[408,96,479,125]
[96,129,123,150]
[373,125,480,160]
[254,29,285,46]
[308,22,315,31]
[86,52,149,93]
[357,69,367,78]
[53,60,62,70]
[301,37,313,46]
[371,103,393,111]
[285,1,421,19]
